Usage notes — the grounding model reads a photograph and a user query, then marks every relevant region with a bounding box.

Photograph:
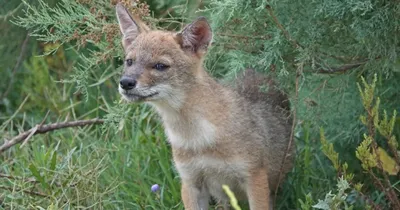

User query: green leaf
[50,151,57,171]
[376,147,399,175]
[29,163,49,189]
[44,149,51,164]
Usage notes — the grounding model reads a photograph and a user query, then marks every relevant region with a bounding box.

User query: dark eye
[153,63,169,71]
[126,59,133,67]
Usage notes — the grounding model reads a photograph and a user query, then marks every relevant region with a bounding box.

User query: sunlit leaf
[376,147,399,175]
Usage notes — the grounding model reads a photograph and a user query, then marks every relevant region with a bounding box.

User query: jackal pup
[116,4,293,210]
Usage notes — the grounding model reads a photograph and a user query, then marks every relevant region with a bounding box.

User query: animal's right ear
[116,3,144,49]
[176,17,212,55]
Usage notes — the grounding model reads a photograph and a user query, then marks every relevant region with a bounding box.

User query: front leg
[246,167,271,210]
[181,181,210,210]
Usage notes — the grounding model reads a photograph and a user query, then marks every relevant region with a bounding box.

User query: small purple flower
[151,184,160,192]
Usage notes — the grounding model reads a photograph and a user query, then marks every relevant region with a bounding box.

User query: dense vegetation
[1,0,399,209]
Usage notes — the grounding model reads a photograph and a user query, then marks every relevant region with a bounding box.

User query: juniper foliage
[204,0,400,144]
[203,1,400,207]
[1,0,400,209]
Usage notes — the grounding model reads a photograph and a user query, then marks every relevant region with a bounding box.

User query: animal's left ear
[116,3,149,50]
[176,17,212,54]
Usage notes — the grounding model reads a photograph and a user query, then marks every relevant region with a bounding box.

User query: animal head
[115,4,212,106]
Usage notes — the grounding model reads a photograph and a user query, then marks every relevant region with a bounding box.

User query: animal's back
[234,69,293,191]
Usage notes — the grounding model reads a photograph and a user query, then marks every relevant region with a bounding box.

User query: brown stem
[0,33,30,100]
[368,170,386,193]
[316,62,366,74]
[367,104,400,208]
[273,66,301,206]
[266,5,301,49]
[159,7,174,18]
[0,119,105,154]
[0,3,23,21]
[0,185,49,198]
[20,110,51,148]
[371,142,400,208]
[0,173,38,183]
[358,190,383,210]
[216,32,271,40]
[347,180,383,210]
[367,169,400,209]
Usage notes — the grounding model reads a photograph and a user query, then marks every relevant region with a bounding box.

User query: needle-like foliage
[1,0,400,209]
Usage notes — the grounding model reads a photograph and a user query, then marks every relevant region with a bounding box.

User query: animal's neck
[149,71,231,151]
[151,70,221,120]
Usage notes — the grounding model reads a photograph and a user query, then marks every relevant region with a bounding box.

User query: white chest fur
[164,117,216,150]
[148,97,217,150]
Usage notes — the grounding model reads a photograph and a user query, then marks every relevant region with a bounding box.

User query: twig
[0,33,30,100]
[267,4,303,204]
[0,119,105,154]
[0,3,23,21]
[0,94,30,131]
[20,110,50,148]
[159,7,174,18]
[213,43,260,54]
[273,65,301,206]
[265,3,370,76]
[19,126,38,149]
[349,181,383,210]
[371,142,400,208]
[266,5,301,49]
[365,93,400,208]
[0,173,38,183]
[368,170,390,201]
[216,33,271,40]
[0,173,77,188]
[317,62,366,74]
[0,185,49,198]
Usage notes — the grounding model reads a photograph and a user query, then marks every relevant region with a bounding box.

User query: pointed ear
[116,3,148,49]
[177,17,212,54]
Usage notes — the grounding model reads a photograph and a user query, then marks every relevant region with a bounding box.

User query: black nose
[119,76,136,90]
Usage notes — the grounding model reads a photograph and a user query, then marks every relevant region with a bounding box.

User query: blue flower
[151,184,160,192]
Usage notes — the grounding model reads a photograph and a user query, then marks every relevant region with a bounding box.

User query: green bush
[1,0,399,209]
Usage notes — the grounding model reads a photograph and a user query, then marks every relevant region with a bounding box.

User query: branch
[0,185,49,198]
[0,33,30,100]
[266,5,301,49]
[349,181,383,210]
[216,32,271,40]
[317,62,366,74]
[265,4,372,75]
[0,119,105,154]
[0,173,77,188]
[274,65,301,206]
[0,3,23,21]
[20,110,50,148]
[0,173,38,183]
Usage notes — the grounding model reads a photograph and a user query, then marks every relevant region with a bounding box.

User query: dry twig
[266,5,301,49]
[266,4,366,75]
[274,67,300,206]
[265,4,301,206]
[217,32,270,40]
[0,33,30,100]
[0,119,104,154]
[0,173,38,183]
[0,185,49,198]
[20,110,51,148]
[317,62,366,74]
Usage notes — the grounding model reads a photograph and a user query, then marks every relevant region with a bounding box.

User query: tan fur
[116,3,294,209]
[247,167,271,210]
